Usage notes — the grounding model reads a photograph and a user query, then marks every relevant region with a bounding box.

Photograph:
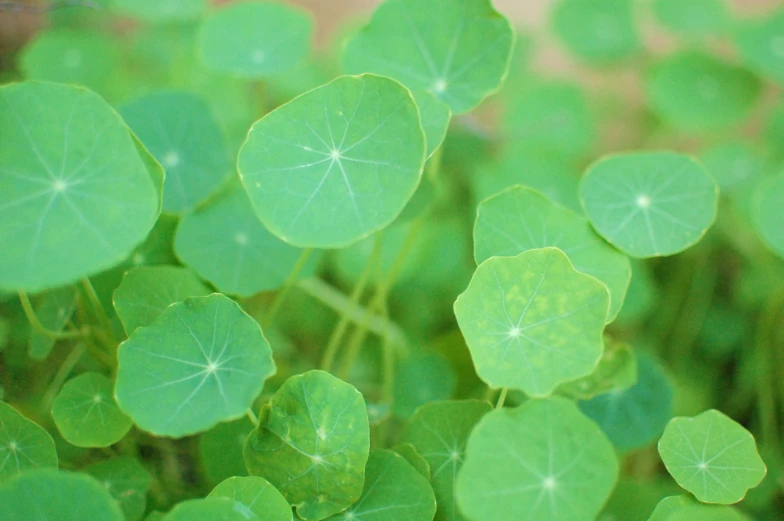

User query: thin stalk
[495,388,508,409]
[39,343,86,414]
[18,292,83,340]
[263,248,313,327]
[81,278,114,340]
[755,292,784,446]
[246,408,259,426]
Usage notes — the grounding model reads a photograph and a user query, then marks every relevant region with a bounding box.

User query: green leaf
[454,248,609,397]
[113,266,211,335]
[0,81,160,292]
[115,0,206,22]
[85,457,153,521]
[342,0,514,114]
[52,372,133,448]
[393,352,457,419]
[119,91,231,214]
[652,0,729,38]
[647,495,694,521]
[646,51,761,132]
[650,498,750,521]
[174,181,320,297]
[199,1,313,78]
[579,152,718,258]
[0,468,123,521]
[209,476,292,521]
[163,497,253,521]
[28,285,77,359]
[393,443,431,480]
[657,409,767,504]
[735,9,784,85]
[700,141,763,192]
[327,450,436,521]
[751,172,784,259]
[552,0,640,64]
[244,370,370,521]
[115,294,276,437]
[237,74,425,248]
[579,351,674,451]
[400,400,492,521]
[455,397,619,521]
[557,340,637,400]
[475,186,631,322]
[199,417,254,486]
[0,401,58,482]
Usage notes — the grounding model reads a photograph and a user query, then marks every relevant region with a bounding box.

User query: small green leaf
[454,248,609,397]
[0,81,161,292]
[735,9,784,85]
[393,443,431,480]
[115,294,276,437]
[751,172,784,259]
[209,476,292,521]
[658,409,767,504]
[342,0,514,114]
[0,469,123,521]
[455,397,619,521]
[700,141,763,192]
[0,401,58,482]
[163,497,253,521]
[580,152,718,258]
[199,1,313,78]
[113,266,211,335]
[199,417,254,486]
[401,400,492,521]
[474,186,631,322]
[552,0,640,64]
[647,495,694,521]
[238,74,425,248]
[652,0,729,38]
[85,457,153,521]
[654,501,751,521]
[52,372,133,448]
[115,0,206,22]
[28,285,77,359]
[327,450,436,521]
[244,370,370,521]
[557,340,637,400]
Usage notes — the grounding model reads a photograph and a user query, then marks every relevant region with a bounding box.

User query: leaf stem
[495,388,508,409]
[18,291,83,340]
[81,278,114,340]
[39,342,86,414]
[755,292,783,446]
[263,248,313,327]
[246,408,259,426]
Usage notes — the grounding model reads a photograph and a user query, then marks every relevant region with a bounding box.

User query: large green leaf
[454,248,609,397]
[85,457,153,521]
[238,74,425,248]
[580,152,718,258]
[752,173,784,259]
[115,294,276,437]
[735,9,784,85]
[0,81,161,292]
[244,370,370,521]
[552,0,640,64]
[342,0,514,114]
[658,409,767,504]
[209,476,292,521]
[0,401,58,482]
[164,497,253,521]
[455,397,619,521]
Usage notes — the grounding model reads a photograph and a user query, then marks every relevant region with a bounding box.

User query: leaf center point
[636,194,651,208]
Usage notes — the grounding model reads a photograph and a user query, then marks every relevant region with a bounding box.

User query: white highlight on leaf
[162,151,181,169]
[206,362,219,374]
[312,454,324,465]
[432,78,448,93]
[235,232,248,246]
[507,326,522,339]
[636,194,651,208]
[132,253,145,265]
[92,395,102,403]
[8,441,17,451]
[317,427,327,441]
[251,49,265,64]
[450,450,460,461]
[543,475,557,490]
[52,179,67,192]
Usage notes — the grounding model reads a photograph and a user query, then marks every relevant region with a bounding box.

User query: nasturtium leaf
[164,497,255,521]
[120,91,231,214]
[85,457,153,521]
[456,397,619,521]
[551,0,639,64]
[115,0,206,22]
[652,0,728,38]
[28,285,77,359]
[474,186,631,322]
[647,495,694,521]
[238,74,425,248]
[579,152,718,258]
[115,294,276,437]
[327,450,436,521]
[200,417,254,485]
[244,370,370,521]
[0,469,124,521]
[342,0,514,114]
[401,400,492,521]
[394,443,431,480]
[175,181,320,297]
[393,352,457,419]
[209,476,292,521]
[646,51,761,132]
[735,10,784,85]
[0,401,58,482]
[751,173,784,259]
[649,497,751,521]
[0,81,160,292]
[579,351,674,451]
[410,90,452,157]
[557,340,637,400]
[658,409,767,504]
[700,142,763,192]
[199,1,313,78]
[454,248,609,397]
[113,266,211,335]
[52,372,133,447]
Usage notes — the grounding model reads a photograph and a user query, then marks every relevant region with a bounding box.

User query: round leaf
[557,340,637,400]
[735,10,784,85]
[52,372,133,448]
[700,141,762,192]
[455,397,619,521]
[85,457,153,521]
[113,266,211,335]
[237,74,425,248]
[119,91,231,214]
[652,0,729,38]
[199,1,313,78]
[327,450,436,521]
[342,0,514,114]
[475,186,631,322]
[0,81,160,292]
[199,417,255,485]
[667,504,750,521]
[752,173,784,259]
[552,0,639,64]
[0,401,58,482]
[115,294,276,437]
[580,152,718,258]
[658,409,767,504]
[454,248,609,397]
[244,370,370,521]
[174,181,319,297]
[209,476,292,521]
[115,0,206,22]
[164,497,254,521]
[393,444,431,480]
[0,469,123,521]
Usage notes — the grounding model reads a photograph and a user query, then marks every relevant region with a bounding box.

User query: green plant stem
[263,248,313,327]
[246,408,259,426]
[18,291,83,340]
[426,145,443,183]
[39,342,86,414]
[755,292,783,446]
[321,236,382,372]
[81,278,114,340]
[495,388,508,409]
